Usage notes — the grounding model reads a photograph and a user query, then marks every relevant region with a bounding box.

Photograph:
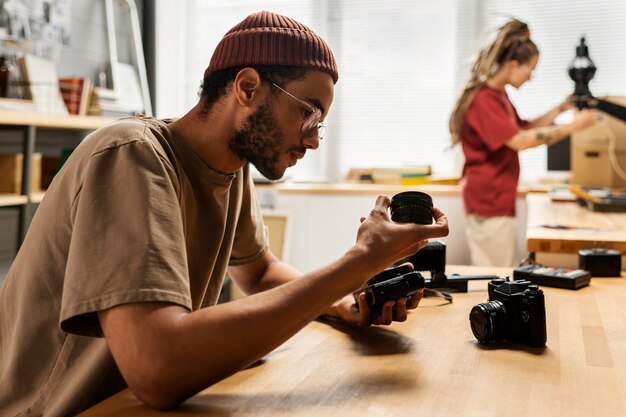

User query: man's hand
[353,196,449,280]
[323,287,425,327]
[320,195,446,326]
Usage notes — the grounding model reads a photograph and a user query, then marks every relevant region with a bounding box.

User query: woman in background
[449,19,600,267]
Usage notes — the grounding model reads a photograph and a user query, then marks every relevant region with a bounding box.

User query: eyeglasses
[271,82,326,140]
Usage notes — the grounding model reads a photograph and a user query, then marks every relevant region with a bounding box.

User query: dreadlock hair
[198,65,308,117]
[449,19,539,145]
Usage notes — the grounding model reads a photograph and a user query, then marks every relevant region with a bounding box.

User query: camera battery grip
[513,264,591,290]
[353,265,425,314]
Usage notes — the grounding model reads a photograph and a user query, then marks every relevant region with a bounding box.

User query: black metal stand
[594,98,626,123]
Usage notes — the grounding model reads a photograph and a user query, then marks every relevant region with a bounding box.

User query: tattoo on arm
[536,127,562,146]
[537,131,546,141]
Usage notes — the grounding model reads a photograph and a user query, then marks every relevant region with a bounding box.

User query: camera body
[469,279,547,347]
[353,264,425,314]
[409,240,446,283]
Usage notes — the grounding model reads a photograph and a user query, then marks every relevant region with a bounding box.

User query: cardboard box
[0,153,42,193]
[571,96,626,189]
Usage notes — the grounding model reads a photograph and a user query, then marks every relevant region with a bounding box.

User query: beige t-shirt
[0,116,268,416]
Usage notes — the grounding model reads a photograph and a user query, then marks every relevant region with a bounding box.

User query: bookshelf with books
[59,77,93,116]
[90,86,135,118]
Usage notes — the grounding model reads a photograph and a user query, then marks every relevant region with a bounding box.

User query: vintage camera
[469,279,547,347]
[353,264,425,314]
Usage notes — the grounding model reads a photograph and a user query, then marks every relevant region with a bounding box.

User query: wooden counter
[255,182,549,196]
[526,193,626,255]
[80,265,626,417]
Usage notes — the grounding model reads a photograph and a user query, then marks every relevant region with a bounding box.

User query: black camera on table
[469,279,547,347]
[353,264,425,315]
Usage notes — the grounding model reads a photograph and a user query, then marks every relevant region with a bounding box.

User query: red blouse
[460,86,527,217]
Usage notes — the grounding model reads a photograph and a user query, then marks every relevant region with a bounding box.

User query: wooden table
[526,193,626,267]
[80,265,626,417]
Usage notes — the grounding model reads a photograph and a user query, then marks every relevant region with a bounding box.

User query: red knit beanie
[204,11,338,84]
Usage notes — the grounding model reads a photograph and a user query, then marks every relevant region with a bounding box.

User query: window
[480,0,626,183]
[161,0,626,183]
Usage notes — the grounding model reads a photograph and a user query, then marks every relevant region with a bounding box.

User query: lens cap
[390,191,433,224]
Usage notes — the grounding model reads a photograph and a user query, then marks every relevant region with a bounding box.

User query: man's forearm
[244,259,304,294]
[101,247,372,410]
[102,198,449,410]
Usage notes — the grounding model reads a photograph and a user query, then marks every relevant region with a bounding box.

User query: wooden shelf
[0,110,115,130]
[0,191,46,207]
[29,192,45,204]
[0,193,28,207]
[0,112,114,248]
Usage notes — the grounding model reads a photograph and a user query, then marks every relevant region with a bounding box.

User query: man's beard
[228,99,285,180]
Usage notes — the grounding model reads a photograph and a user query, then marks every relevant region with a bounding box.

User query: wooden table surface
[526,192,626,254]
[80,266,626,417]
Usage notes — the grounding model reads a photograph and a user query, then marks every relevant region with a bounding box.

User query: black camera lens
[390,191,433,225]
[469,300,507,342]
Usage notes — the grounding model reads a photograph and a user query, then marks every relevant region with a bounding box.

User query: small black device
[353,264,425,314]
[513,264,591,290]
[469,279,547,347]
[579,248,622,277]
[409,240,498,293]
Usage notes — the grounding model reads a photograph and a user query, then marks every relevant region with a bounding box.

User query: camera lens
[390,191,433,224]
[469,300,507,342]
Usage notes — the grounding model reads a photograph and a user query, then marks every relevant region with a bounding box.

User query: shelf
[0,111,116,130]
[0,112,114,250]
[30,192,45,204]
[0,194,28,207]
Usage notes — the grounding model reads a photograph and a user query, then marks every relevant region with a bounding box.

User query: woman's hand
[558,95,574,113]
[572,108,602,130]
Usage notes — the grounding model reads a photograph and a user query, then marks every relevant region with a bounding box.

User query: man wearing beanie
[0,11,448,414]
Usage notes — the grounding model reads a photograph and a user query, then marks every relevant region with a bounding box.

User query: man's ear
[233,68,264,106]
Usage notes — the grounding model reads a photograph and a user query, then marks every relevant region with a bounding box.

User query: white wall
[153,0,186,118]
[258,188,528,273]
